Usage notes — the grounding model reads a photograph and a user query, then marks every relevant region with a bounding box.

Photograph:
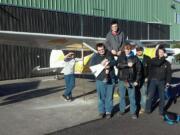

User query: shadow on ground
[73,90,96,100]
[0,84,65,106]
[46,99,180,135]
[0,81,41,97]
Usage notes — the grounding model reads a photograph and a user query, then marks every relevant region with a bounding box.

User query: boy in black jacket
[146,47,171,116]
[117,44,141,119]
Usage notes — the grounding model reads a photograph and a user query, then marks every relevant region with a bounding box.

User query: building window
[174,0,180,3]
[176,13,180,24]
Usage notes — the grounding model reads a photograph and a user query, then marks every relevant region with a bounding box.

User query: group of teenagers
[61,20,172,120]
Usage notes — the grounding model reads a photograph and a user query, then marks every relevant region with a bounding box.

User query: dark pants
[146,79,165,114]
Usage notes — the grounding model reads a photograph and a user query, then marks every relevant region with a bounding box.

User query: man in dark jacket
[117,44,141,119]
[89,43,116,119]
[105,20,125,56]
[146,47,171,116]
[136,46,151,114]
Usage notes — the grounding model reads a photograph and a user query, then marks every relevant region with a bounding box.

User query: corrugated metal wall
[0,0,173,24]
[0,5,170,39]
[0,44,51,80]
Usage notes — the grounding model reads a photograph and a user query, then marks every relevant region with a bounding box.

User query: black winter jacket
[89,50,116,82]
[117,53,141,83]
[148,57,171,83]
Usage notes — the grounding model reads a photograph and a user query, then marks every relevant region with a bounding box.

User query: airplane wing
[0,30,105,51]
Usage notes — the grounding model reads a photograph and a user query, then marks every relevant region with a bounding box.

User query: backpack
[164,112,180,125]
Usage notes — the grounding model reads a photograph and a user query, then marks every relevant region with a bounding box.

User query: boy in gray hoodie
[105,20,125,56]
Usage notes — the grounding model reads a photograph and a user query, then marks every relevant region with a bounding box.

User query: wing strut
[83,42,97,53]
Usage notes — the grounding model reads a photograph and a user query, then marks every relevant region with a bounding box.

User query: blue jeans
[64,74,75,97]
[118,81,137,114]
[96,80,114,114]
[146,79,165,114]
[140,82,148,110]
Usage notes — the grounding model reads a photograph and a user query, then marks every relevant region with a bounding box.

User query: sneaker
[139,108,145,114]
[131,114,137,119]
[62,95,71,101]
[62,94,68,101]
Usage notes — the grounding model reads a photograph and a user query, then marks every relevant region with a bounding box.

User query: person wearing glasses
[89,43,116,119]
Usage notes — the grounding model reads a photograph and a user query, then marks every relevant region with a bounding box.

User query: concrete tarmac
[0,64,179,135]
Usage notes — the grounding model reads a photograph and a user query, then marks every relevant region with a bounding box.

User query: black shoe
[105,113,111,119]
[62,94,67,100]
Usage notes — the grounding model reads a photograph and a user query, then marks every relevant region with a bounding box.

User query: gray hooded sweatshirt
[105,31,125,52]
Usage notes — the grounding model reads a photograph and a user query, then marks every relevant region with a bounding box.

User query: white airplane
[0,30,103,75]
[0,30,179,75]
